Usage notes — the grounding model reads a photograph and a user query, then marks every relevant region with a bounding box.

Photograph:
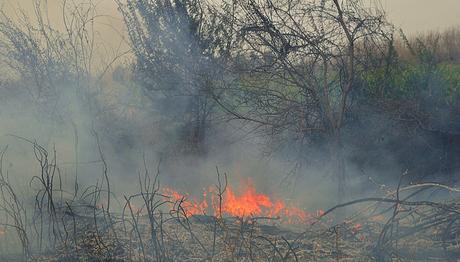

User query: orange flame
[163,179,317,224]
[163,187,208,216]
[220,181,272,217]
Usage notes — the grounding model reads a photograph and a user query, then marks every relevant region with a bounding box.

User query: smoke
[0,0,457,221]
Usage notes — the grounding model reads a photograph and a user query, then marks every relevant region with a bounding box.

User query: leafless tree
[215,0,392,200]
[0,0,95,117]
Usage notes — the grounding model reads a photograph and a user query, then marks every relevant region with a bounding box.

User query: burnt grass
[0,143,459,261]
[30,199,460,262]
[5,188,460,262]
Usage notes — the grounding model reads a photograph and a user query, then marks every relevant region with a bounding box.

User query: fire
[219,180,272,217]
[163,179,317,224]
[163,187,208,216]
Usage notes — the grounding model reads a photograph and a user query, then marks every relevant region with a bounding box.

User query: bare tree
[216,0,391,200]
[0,0,99,118]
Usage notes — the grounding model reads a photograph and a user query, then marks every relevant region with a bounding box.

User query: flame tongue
[220,181,272,217]
[163,187,208,216]
[164,179,313,224]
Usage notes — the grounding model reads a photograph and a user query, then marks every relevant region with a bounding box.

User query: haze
[3,0,460,34]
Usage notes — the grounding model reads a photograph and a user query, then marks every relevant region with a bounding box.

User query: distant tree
[358,29,460,182]
[117,0,235,154]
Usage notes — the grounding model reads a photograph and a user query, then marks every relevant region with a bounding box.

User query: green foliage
[437,63,460,104]
[362,61,460,106]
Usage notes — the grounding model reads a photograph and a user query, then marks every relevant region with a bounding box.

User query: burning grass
[0,143,459,261]
[163,178,317,225]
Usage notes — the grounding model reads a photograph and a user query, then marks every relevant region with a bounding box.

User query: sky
[0,0,460,71]
[381,0,460,35]
[0,0,458,59]
[2,0,460,35]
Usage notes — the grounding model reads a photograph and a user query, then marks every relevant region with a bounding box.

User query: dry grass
[0,142,459,261]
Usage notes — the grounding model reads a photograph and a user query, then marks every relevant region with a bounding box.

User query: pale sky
[2,0,459,34]
[381,0,460,35]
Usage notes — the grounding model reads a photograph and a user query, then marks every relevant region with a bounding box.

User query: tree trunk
[186,94,207,155]
[330,129,347,219]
